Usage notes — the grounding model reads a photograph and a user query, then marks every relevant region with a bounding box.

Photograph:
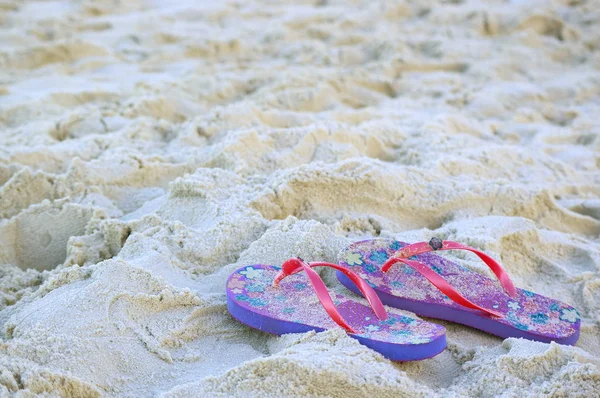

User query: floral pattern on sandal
[226,260,447,361]
[337,239,580,345]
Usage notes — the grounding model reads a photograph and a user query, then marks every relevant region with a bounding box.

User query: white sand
[1,0,599,396]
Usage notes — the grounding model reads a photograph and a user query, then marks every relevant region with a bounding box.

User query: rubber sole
[336,271,579,345]
[227,293,447,361]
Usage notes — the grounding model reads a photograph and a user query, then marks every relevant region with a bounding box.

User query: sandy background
[1,0,600,396]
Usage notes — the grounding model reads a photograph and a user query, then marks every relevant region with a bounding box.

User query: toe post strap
[273,258,388,333]
[382,238,514,318]
[383,257,503,318]
[387,238,517,298]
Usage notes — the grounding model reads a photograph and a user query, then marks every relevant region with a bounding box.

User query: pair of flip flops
[226,238,581,361]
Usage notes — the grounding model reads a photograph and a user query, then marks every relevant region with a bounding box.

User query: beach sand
[1,0,599,396]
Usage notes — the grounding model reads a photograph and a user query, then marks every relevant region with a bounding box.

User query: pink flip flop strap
[273,258,388,333]
[385,238,517,298]
[382,257,503,317]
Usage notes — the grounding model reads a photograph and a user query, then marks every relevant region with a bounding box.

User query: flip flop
[337,238,580,345]
[226,258,447,361]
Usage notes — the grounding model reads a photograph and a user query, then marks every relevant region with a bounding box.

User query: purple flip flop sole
[226,264,447,361]
[338,239,581,345]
